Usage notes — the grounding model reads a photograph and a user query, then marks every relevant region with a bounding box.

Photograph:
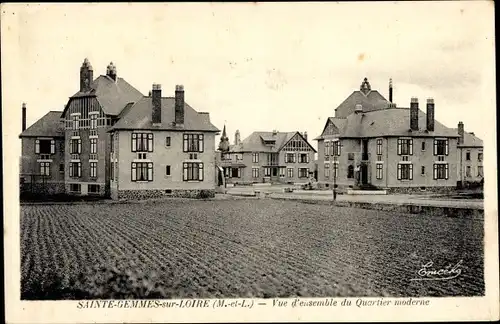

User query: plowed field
[20,199,484,299]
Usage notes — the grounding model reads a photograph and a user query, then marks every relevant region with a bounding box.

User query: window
[222,153,231,161]
[347,165,354,179]
[70,139,82,154]
[286,153,296,163]
[324,142,330,157]
[437,156,445,162]
[110,134,115,153]
[183,162,204,181]
[333,163,338,179]
[433,139,449,156]
[421,166,425,175]
[132,162,153,181]
[111,161,115,181]
[376,139,382,155]
[348,153,355,161]
[235,154,243,161]
[299,153,309,163]
[465,152,471,160]
[324,163,330,178]
[279,168,285,177]
[397,138,413,155]
[40,162,50,176]
[72,115,79,130]
[88,184,99,194]
[252,167,259,178]
[183,134,204,152]
[264,167,271,177]
[401,155,409,162]
[332,141,341,156]
[252,153,259,163]
[478,153,483,162]
[377,156,382,161]
[59,163,64,173]
[465,166,471,177]
[397,163,413,180]
[421,141,426,151]
[287,167,294,178]
[90,115,97,129]
[434,164,449,180]
[132,133,153,152]
[90,162,97,178]
[35,139,55,154]
[69,162,81,178]
[376,163,383,179]
[478,166,483,177]
[299,168,309,178]
[69,184,81,193]
[166,137,171,147]
[90,138,97,154]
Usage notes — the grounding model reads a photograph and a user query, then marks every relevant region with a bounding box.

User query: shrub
[197,190,215,199]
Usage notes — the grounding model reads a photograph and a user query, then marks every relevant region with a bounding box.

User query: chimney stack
[303,131,308,141]
[106,62,117,81]
[80,58,93,92]
[426,98,435,132]
[389,78,393,103]
[458,121,464,145]
[410,97,419,131]
[152,84,162,125]
[175,85,185,125]
[22,102,27,131]
[235,130,241,145]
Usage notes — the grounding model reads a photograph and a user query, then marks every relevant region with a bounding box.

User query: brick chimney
[458,121,464,144]
[80,58,93,92]
[106,62,117,81]
[235,130,241,145]
[175,85,185,125]
[410,97,419,131]
[303,131,308,141]
[389,78,393,103]
[426,98,435,132]
[152,84,162,125]
[22,102,27,131]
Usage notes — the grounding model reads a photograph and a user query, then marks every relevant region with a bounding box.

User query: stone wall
[117,189,216,201]
[20,182,65,196]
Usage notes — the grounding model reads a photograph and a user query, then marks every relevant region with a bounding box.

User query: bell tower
[80,58,93,92]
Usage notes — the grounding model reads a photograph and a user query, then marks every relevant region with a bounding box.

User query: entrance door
[272,167,278,177]
[360,164,368,185]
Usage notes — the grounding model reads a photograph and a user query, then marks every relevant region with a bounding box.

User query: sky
[2,2,496,152]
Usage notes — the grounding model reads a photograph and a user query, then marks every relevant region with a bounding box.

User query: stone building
[456,122,484,186]
[217,129,316,184]
[315,78,461,193]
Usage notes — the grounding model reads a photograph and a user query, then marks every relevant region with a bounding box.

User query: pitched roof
[65,75,144,116]
[456,130,484,147]
[19,111,64,138]
[109,96,219,132]
[334,90,390,117]
[229,131,316,153]
[341,108,459,138]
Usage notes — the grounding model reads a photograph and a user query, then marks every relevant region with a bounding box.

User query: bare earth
[20,199,484,299]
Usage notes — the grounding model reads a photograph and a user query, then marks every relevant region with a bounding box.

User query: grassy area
[21,199,484,299]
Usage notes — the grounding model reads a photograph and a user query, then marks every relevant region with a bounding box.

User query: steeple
[360,77,371,95]
[218,124,230,152]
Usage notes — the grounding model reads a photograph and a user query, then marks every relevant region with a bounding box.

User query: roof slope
[456,130,484,147]
[110,96,219,132]
[230,131,315,153]
[338,108,459,138]
[334,90,390,117]
[19,111,64,138]
[67,75,144,116]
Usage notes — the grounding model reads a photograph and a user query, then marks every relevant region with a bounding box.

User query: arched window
[347,165,354,179]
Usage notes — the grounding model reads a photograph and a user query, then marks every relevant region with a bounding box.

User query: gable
[280,132,316,152]
[322,119,340,137]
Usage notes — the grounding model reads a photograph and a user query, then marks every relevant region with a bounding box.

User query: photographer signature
[410,260,463,281]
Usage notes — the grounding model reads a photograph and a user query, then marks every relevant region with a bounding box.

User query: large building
[19,58,220,198]
[217,128,316,184]
[315,78,462,193]
[456,122,484,186]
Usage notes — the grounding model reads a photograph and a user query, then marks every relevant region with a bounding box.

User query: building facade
[315,78,460,192]
[457,121,484,186]
[217,129,316,184]
[19,58,220,199]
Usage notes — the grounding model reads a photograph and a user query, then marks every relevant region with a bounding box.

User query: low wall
[269,197,483,218]
[20,182,65,196]
[117,189,216,200]
[385,186,457,194]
